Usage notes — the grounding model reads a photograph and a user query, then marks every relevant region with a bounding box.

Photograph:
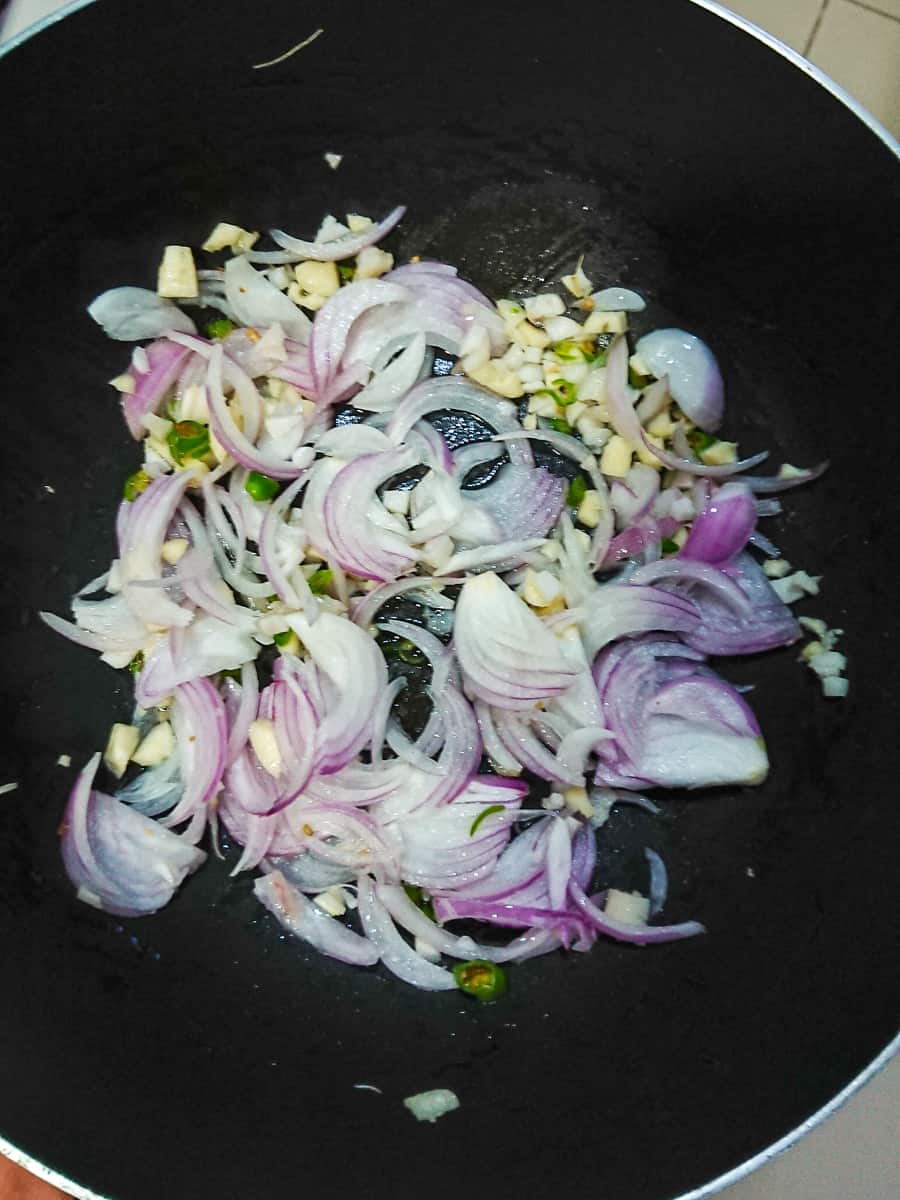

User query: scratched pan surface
[0,2,898,1198]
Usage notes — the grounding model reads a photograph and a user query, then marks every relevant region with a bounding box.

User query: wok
[0,2,897,1198]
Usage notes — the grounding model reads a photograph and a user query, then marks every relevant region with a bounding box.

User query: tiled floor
[0,3,896,1200]
[725,0,900,136]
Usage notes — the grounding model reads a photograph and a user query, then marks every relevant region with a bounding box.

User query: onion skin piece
[254,870,379,966]
[61,754,206,917]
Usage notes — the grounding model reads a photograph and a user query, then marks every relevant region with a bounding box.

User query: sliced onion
[288,611,388,774]
[88,286,197,341]
[387,376,533,467]
[592,287,646,312]
[568,879,704,944]
[122,340,193,439]
[322,448,421,582]
[677,481,756,565]
[645,847,669,916]
[356,874,457,989]
[352,332,427,412]
[454,572,579,708]
[636,329,724,433]
[260,205,406,263]
[61,754,206,916]
[309,278,409,397]
[255,870,379,966]
[223,255,312,342]
[161,678,228,827]
[580,583,700,659]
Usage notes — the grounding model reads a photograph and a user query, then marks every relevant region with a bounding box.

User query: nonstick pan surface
[0,3,898,1198]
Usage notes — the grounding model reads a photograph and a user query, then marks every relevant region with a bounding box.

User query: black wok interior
[0,2,898,1198]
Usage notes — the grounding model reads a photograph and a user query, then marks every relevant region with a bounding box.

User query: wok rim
[0,1,897,1198]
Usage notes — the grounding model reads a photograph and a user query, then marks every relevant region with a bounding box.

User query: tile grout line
[804,0,833,57]
[843,0,900,22]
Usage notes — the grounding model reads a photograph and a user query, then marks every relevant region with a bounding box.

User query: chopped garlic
[346,213,373,232]
[599,434,633,476]
[522,413,538,431]
[763,558,792,579]
[109,373,135,394]
[496,303,524,331]
[132,721,175,767]
[459,324,491,372]
[382,489,410,516]
[403,1089,460,1123]
[157,245,198,298]
[605,889,650,925]
[528,393,560,418]
[700,440,738,466]
[420,534,454,571]
[249,718,282,777]
[778,463,809,479]
[563,785,594,818]
[521,569,562,608]
[771,570,821,604]
[523,345,543,364]
[313,887,347,917]
[178,382,209,423]
[0,781,19,796]
[316,214,349,242]
[822,676,849,698]
[561,259,593,299]
[542,792,565,810]
[295,259,340,298]
[524,293,566,321]
[500,343,525,370]
[578,369,607,405]
[467,359,524,399]
[56,754,72,768]
[798,616,829,639]
[565,400,587,427]
[807,650,847,679]
[635,435,664,468]
[583,310,627,335]
[577,489,603,528]
[324,151,343,170]
[288,284,326,310]
[414,936,442,963]
[646,409,675,437]
[544,315,584,343]
[517,363,543,385]
[510,320,551,350]
[201,222,259,253]
[161,538,189,565]
[104,724,140,779]
[355,246,394,279]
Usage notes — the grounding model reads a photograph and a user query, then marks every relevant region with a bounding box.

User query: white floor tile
[720,0,825,51]
[809,0,900,135]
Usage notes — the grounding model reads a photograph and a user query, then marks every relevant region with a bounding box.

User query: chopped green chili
[123,469,152,501]
[403,883,435,921]
[687,430,718,453]
[546,418,571,434]
[566,476,588,508]
[661,537,680,556]
[307,567,334,595]
[167,420,210,465]
[453,960,507,1002]
[127,651,144,674]
[469,804,505,837]
[337,263,355,282]
[628,366,655,389]
[205,318,235,340]
[245,471,281,502]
